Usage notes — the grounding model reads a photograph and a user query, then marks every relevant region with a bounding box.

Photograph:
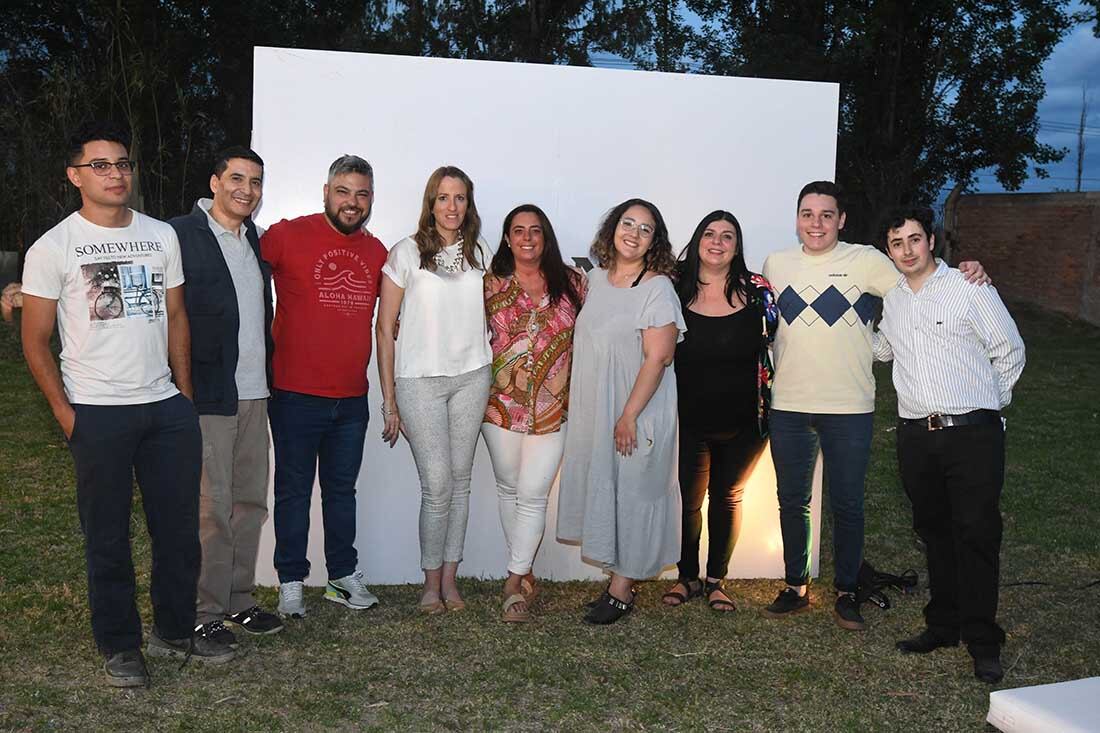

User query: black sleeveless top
[674,307,761,433]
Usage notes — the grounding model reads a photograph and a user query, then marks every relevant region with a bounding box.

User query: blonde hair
[414,166,485,271]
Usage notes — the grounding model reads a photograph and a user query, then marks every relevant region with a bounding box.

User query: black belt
[897,409,1001,431]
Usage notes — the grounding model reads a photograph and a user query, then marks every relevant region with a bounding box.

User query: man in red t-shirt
[260,155,387,618]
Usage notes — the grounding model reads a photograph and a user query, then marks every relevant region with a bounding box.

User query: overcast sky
[961,5,1100,194]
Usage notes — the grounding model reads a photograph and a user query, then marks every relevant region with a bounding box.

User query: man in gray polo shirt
[873,205,1025,684]
[170,147,283,648]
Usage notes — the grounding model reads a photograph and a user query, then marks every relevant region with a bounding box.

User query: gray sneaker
[147,629,235,664]
[278,580,307,618]
[104,649,148,688]
[325,570,379,610]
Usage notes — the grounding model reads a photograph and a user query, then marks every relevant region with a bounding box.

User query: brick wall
[947,192,1100,326]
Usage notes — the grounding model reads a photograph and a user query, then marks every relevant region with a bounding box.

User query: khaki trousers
[196,399,270,624]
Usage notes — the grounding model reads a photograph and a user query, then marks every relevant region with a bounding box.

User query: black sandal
[705,579,737,612]
[662,577,703,606]
[583,589,635,625]
[585,582,636,609]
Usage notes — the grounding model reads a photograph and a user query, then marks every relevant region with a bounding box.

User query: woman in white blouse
[376,166,493,614]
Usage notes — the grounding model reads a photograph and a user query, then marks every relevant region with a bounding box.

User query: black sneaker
[195,620,239,649]
[763,587,810,617]
[833,592,866,631]
[226,606,284,636]
[147,629,235,664]
[104,649,148,688]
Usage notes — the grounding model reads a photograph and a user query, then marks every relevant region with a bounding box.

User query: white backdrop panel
[251,47,835,585]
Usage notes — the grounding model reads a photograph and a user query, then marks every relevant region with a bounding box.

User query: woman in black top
[663,210,778,611]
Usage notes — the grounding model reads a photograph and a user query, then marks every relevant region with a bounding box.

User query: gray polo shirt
[198,198,269,400]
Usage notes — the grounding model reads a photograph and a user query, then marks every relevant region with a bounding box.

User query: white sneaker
[278,581,306,618]
[325,570,379,610]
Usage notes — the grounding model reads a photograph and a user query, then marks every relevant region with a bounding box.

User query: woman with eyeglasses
[557,199,686,624]
[661,211,778,613]
[482,204,586,623]
[376,166,493,614]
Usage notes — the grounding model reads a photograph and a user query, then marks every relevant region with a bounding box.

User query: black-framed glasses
[71,160,136,176]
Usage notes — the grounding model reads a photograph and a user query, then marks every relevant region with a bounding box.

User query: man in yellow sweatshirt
[761,181,986,631]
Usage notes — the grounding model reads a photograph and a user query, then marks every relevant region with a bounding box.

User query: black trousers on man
[896,419,1006,652]
[68,394,202,656]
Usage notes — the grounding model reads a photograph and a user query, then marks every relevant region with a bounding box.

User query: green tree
[685,0,1071,240]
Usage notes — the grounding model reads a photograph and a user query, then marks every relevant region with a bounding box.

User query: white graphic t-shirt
[22,210,185,405]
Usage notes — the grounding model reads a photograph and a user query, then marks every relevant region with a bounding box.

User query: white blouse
[382,235,493,378]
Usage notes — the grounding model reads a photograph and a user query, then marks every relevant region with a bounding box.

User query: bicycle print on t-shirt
[81,261,165,322]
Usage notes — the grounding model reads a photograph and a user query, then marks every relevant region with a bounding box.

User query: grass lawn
[1,302,1097,732]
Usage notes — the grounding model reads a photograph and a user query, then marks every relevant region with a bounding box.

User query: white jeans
[481,422,566,576]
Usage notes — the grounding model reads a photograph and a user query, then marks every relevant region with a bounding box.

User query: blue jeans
[68,393,202,656]
[269,390,368,583]
[769,409,873,593]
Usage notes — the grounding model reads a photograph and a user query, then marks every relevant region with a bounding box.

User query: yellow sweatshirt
[762,241,899,414]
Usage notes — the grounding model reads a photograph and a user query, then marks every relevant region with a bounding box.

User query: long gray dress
[556,268,686,579]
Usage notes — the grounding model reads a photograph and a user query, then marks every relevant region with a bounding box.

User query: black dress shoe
[895,629,959,654]
[973,654,1004,683]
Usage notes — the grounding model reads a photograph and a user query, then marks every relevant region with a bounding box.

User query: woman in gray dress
[557,198,686,624]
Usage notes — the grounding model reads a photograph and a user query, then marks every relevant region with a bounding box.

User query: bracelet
[381,404,397,418]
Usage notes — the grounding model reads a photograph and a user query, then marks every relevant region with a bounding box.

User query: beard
[324,200,369,234]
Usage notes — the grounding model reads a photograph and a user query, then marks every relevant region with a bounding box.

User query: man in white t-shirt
[21,121,234,688]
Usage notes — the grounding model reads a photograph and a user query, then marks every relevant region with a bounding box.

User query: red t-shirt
[261,213,388,398]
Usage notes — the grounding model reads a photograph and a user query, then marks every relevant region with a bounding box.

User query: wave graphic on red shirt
[321,268,370,294]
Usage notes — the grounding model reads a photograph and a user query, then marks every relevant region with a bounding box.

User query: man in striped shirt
[873,206,1025,684]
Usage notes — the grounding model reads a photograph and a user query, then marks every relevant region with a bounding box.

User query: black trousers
[896,420,1006,650]
[68,394,202,656]
[677,423,765,580]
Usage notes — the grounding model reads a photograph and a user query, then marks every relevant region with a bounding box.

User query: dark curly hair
[589,198,677,276]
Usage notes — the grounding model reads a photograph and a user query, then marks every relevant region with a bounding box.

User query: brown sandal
[502,593,531,623]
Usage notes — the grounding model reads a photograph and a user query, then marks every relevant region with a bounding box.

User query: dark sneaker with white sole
[833,592,866,631]
[195,619,239,649]
[227,605,284,635]
[104,649,148,688]
[763,587,810,617]
[147,629,235,664]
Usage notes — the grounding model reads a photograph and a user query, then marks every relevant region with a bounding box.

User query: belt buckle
[927,413,945,431]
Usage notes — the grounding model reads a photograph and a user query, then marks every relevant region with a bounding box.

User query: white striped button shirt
[872,261,1025,419]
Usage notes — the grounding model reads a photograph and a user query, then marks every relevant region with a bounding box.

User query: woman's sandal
[584,582,637,609]
[662,577,704,606]
[583,589,635,625]
[502,593,531,623]
[704,579,737,613]
[519,577,540,603]
[442,597,466,612]
[418,599,446,615]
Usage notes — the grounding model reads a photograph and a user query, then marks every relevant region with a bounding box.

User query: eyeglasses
[71,160,136,176]
[619,217,655,238]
